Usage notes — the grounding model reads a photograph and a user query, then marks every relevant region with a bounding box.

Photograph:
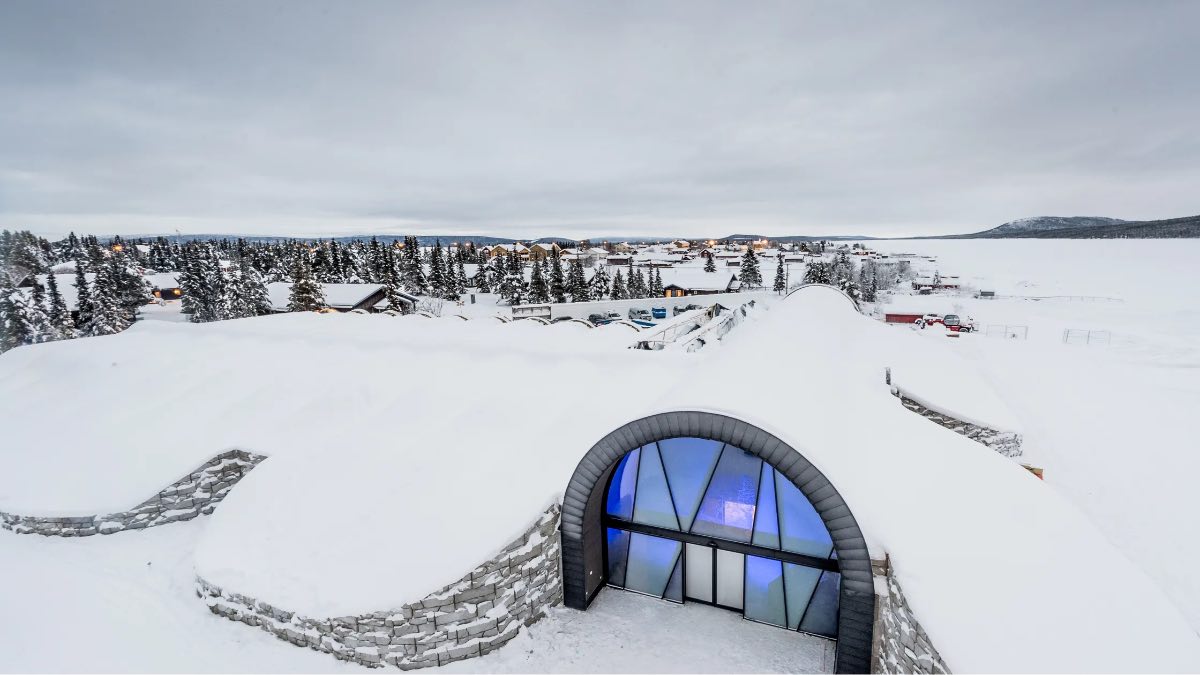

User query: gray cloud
[2,0,1198,239]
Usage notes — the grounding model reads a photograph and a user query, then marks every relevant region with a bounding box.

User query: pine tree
[649,268,663,297]
[0,274,32,352]
[858,260,879,302]
[288,255,326,312]
[738,246,762,289]
[73,264,95,330]
[473,261,492,293]
[567,258,590,302]
[549,249,566,303]
[230,255,273,318]
[401,236,427,294]
[528,257,550,303]
[628,267,647,298]
[428,241,446,298]
[704,255,716,273]
[589,265,610,301]
[25,277,54,343]
[45,272,74,338]
[610,269,628,300]
[82,264,130,336]
[803,260,833,285]
[773,254,787,293]
[382,262,412,314]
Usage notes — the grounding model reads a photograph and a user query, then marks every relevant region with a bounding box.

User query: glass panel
[605,448,641,520]
[783,563,822,629]
[684,543,713,602]
[799,571,841,638]
[633,444,681,530]
[715,549,745,609]
[663,551,684,603]
[658,437,723,531]
[751,464,780,549]
[776,470,834,557]
[606,527,631,587]
[744,555,787,627]
[624,532,683,597]
[691,446,763,542]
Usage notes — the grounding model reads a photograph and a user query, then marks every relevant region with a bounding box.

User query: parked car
[588,312,621,325]
[942,314,976,332]
[651,307,668,319]
[673,303,703,316]
[628,308,652,322]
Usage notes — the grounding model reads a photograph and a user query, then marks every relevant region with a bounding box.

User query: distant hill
[974,216,1128,236]
[720,233,875,242]
[953,214,1200,239]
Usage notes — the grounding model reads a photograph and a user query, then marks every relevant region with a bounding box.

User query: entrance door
[715,549,745,610]
[684,543,712,602]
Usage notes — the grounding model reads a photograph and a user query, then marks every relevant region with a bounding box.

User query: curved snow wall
[873,558,951,674]
[892,390,1022,458]
[0,449,265,536]
[197,503,562,669]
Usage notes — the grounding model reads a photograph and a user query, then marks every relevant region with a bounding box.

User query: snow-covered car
[942,314,976,332]
[628,308,652,322]
[588,312,621,325]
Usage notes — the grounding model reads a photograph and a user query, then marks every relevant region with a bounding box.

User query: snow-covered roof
[28,273,95,311]
[144,272,181,290]
[1,287,1197,671]
[265,282,384,311]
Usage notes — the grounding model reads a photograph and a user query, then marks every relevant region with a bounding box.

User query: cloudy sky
[1,1,1197,239]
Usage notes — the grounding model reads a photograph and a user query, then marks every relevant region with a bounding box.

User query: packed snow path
[0,519,832,673]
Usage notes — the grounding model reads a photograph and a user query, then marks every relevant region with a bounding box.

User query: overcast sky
[1,1,1197,240]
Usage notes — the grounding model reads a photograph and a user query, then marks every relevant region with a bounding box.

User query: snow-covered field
[865,239,1200,631]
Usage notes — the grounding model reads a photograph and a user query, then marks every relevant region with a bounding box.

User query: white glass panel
[716,549,744,609]
[684,543,713,602]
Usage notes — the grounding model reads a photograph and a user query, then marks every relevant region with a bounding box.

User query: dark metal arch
[561,411,874,674]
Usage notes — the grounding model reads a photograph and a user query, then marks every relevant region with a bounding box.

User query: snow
[0,521,360,673]
[3,240,1200,671]
[440,589,835,674]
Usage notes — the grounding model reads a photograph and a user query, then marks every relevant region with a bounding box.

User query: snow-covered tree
[649,268,664,297]
[24,277,54,343]
[288,255,326,312]
[610,269,628,300]
[0,274,32,352]
[473,260,492,293]
[45,272,74,339]
[773,254,786,293]
[427,241,447,298]
[589,265,610,301]
[738,246,762,289]
[82,264,131,336]
[803,261,833,285]
[704,254,716,273]
[858,260,879,302]
[549,249,566,303]
[528,258,550,303]
[567,258,590,302]
[230,256,273,318]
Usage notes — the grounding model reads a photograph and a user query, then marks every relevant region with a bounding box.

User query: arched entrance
[561,412,874,674]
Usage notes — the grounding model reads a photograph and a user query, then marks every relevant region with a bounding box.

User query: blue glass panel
[633,444,681,530]
[605,448,641,520]
[799,571,841,638]
[663,551,683,603]
[624,532,683,597]
[751,464,780,549]
[606,528,631,587]
[690,446,762,542]
[783,563,822,629]
[658,437,723,531]
[776,470,834,557]
[744,555,786,627]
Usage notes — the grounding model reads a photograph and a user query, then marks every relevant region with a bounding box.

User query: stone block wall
[196,502,563,670]
[0,449,265,536]
[873,560,950,674]
[895,393,1023,458]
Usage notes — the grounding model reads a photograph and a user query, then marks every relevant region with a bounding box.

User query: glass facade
[603,438,840,639]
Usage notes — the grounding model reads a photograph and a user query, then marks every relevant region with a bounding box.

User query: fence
[1063,329,1111,346]
[985,324,1029,340]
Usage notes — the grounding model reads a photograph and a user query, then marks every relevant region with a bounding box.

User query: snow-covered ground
[863,239,1200,631]
[3,239,1200,672]
[0,519,830,674]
